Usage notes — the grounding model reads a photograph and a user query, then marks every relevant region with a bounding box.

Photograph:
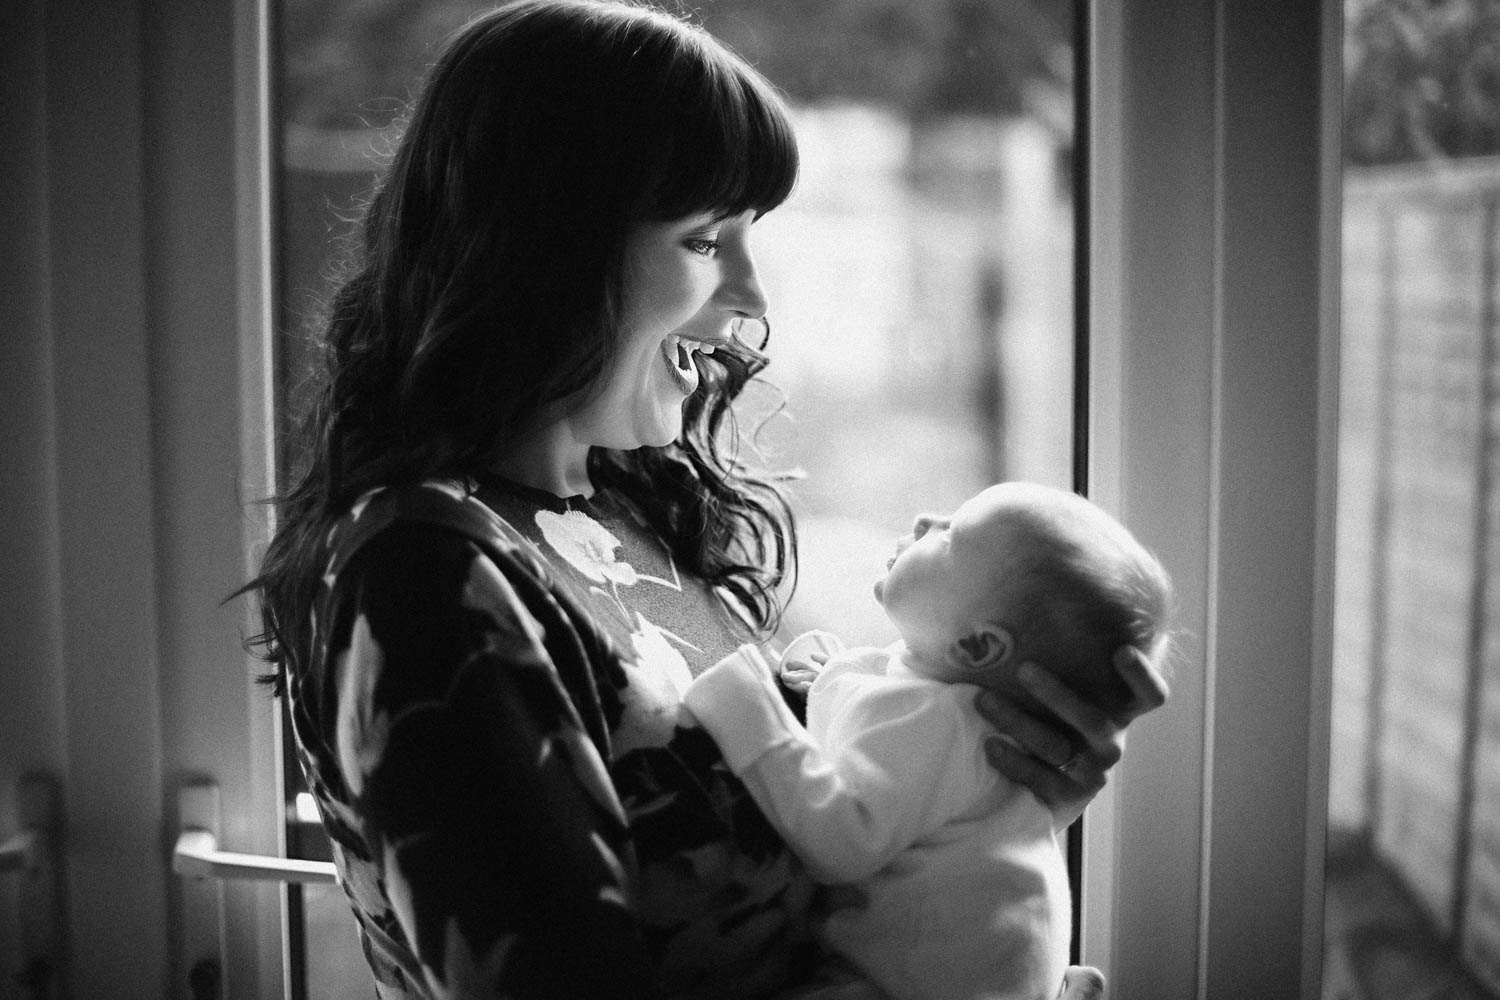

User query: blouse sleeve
[316,523,653,999]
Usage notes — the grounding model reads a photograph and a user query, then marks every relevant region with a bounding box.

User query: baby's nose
[912,513,949,538]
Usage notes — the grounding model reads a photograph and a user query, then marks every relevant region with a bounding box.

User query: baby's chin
[871,576,886,602]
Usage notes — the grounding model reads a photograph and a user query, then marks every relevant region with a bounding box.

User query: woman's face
[571,209,768,450]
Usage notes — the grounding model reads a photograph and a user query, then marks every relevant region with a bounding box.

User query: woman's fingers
[984,736,1103,830]
[1114,645,1170,722]
[977,646,1171,827]
[1058,966,1107,1000]
[984,737,1068,797]
[976,687,1076,768]
[1015,663,1121,765]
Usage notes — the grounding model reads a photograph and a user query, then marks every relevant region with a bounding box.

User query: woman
[250,2,1167,997]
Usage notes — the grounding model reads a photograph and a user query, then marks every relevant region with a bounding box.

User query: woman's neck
[490,419,595,499]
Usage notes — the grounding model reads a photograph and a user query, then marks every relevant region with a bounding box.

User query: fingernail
[985,734,1021,756]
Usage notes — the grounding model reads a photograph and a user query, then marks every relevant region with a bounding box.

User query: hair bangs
[642,39,800,223]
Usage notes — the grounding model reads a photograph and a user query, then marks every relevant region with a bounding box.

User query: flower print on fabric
[536,509,639,586]
[334,613,392,800]
[420,479,471,504]
[287,482,818,1000]
[613,613,696,757]
[425,920,517,1000]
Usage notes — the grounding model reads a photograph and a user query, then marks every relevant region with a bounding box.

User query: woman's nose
[717,243,769,319]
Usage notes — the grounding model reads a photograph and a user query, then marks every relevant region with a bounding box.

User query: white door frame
[0,0,286,996]
[1083,0,1341,996]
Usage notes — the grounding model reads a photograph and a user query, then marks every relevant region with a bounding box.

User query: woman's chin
[629,412,685,450]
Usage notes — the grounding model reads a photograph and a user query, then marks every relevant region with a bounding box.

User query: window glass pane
[1327,3,1500,996]
[274,1,1074,994]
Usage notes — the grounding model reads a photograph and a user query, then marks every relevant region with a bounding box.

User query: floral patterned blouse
[287,477,819,999]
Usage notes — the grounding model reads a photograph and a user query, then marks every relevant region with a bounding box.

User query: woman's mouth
[661,334,715,395]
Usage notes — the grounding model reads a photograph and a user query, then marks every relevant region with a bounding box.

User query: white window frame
[1082,0,1341,995]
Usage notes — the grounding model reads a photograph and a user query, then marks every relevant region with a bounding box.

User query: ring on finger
[1055,749,1085,776]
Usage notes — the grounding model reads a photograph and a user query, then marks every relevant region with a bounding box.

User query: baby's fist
[778,630,843,695]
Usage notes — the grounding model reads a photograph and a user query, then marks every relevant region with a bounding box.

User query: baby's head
[874,482,1171,716]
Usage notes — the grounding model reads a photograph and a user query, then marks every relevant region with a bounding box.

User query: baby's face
[875,487,1027,674]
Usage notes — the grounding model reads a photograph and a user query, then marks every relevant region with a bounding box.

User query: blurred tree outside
[1345,0,1500,164]
[279,0,1071,132]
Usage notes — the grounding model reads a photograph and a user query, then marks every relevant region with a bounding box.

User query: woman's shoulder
[313,480,544,639]
[330,478,525,554]
[313,479,579,661]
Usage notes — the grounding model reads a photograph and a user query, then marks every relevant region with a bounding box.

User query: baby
[682,481,1172,1000]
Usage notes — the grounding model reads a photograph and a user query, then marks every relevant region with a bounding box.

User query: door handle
[172,828,336,884]
[0,829,37,873]
[172,781,337,999]
[2,773,64,999]
[172,782,335,885]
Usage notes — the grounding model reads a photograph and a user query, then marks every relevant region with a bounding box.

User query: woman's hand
[977,645,1169,828]
[1059,966,1107,999]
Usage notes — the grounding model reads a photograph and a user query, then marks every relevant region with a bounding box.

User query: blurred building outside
[276,3,1500,998]
[283,95,1074,1000]
[275,4,1077,993]
[282,108,1074,646]
[761,104,1073,643]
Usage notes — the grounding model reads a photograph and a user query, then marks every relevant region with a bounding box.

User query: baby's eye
[684,236,721,258]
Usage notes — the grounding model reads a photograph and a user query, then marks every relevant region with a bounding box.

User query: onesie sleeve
[683,646,983,885]
[314,524,651,999]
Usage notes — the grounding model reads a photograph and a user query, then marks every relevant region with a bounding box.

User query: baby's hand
[777,630,844,695]
[779,659,823,695]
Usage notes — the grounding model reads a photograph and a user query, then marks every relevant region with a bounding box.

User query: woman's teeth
[665,334,713,370]
[663,334,721,363]
[662,335,701,393]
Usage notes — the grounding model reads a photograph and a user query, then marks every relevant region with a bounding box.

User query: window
[1324,3,1500,995]
[0,0,1355,994]
[273,0,1078,994]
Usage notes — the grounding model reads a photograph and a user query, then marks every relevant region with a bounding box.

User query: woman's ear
[949,623,1014,671]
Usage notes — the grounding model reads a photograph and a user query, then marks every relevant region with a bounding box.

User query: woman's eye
[684,237,720,258]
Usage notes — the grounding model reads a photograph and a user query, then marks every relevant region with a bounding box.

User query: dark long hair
[250,0,801,694]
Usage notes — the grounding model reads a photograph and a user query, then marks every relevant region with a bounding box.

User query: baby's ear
[949,623,1014,671]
